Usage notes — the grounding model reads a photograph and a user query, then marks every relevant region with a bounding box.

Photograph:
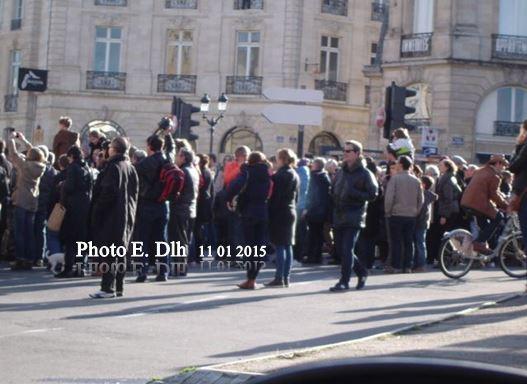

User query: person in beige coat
[384,155,424,272]
[8,131,46,270]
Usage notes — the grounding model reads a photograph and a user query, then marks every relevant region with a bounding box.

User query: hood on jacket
[25,160,46,178]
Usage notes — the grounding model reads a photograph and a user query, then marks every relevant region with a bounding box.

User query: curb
[157,291,525,383]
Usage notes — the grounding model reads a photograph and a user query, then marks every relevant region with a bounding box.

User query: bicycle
[438,213,527,279]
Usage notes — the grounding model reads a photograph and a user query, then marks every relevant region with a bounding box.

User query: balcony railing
[492,34,527,61]
[401,33,432,58]
[95,0,127,5]
[10,18,22,30]
[157,74,197,94]
[315,80,348,102]
[86,71,126,91]
[405,118,430,133]
[493,121,521,137]
[321,0,348,16]
[233,0,263,10]
[371,2,386,21]
[4,95,18,113]
[226,76,263,95]
[165,0,198,9]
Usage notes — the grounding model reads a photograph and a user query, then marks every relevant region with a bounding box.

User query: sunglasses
[343,149,356,154]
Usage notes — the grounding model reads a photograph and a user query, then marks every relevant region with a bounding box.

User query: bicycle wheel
[439,229,474,279]
[498,233,527,279]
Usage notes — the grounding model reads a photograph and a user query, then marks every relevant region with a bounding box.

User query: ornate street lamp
[201,93,228,154]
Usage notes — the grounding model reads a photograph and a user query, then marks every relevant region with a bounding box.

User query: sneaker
[284,277,290,288]
[116,291,123,297]
[356,275,367,290]
[292,260,302,268]
[329,282,350,292]
[135,275,147,283]
[264,278,284,288]
[155,275,168,282]
[89,291,115,299]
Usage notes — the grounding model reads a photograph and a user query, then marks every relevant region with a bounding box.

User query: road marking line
[0,327,63,339]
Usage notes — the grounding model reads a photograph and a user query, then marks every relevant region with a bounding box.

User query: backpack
[157,162,185,203]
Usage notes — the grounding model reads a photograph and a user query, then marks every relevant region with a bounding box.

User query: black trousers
[242,216,267,280]
[306,220,324,263]
[101,257,125,293]
[168,214,195,274]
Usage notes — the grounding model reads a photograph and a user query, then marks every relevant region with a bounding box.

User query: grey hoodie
[8,139,46,212]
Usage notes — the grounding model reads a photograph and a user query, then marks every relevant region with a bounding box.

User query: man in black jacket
[330,140,378,292]
[134,134,170,282]
[90,137,139,298]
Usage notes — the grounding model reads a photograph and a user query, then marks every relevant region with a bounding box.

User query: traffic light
[383,82,417,139]
[172,96,200,141]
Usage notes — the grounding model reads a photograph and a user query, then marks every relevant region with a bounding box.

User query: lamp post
[201,93,228,154]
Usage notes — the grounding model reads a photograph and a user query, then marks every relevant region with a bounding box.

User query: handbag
[509,190,527,212]
[47,203,66,232]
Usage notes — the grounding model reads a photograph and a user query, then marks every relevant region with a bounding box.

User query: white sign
[421,127,438,148]
[263,87,324,103]
[262,104,322,126]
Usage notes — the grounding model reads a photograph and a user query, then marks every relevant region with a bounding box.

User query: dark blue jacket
[305,169,331,223]
[226,162,271,221]
[332,160,378,229]
[38,164,58,213]
[268,166,299,246]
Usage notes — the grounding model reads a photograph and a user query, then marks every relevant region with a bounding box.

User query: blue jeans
[275,245,293,280]
[34,210,47,260]
[334,226,367,286]
[135,201,169,277]
[14,206,36,262]
[413,226,427,269]
[389,216,416,270]
[241,216,268,280]
[46,230,62,255]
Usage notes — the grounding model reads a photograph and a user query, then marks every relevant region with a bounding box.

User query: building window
[370,43,378,65]
[321,0,348,17]
[236,31,260,77]
[234,0,263,9]
[0,0,4,30]
[94,0,127,6]
[308,132,341,156]
[364,85,371,105]
[9,50,21,95]
[94,26,122,72]
[11,0,22,30]
[499,0,527,36]
[497,87,527,123]
[320,36,339,81]
[166,30,193,75]
[413,0,434,34]
[165,0,198,9]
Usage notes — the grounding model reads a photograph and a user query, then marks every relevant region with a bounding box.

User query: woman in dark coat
[266,149,299,288]
[226,151,271,290]
[304,157,331,264]
[56,145,93,278]
[509,120,527,251]
[195,154,214,256]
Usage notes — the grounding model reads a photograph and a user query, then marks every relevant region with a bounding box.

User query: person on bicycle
[461,154,509,255]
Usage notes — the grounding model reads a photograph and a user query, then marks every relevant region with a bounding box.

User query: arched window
[220,127,263,154]
[308,132,341,155]
[476,86,527,137]
[80,120,126,153]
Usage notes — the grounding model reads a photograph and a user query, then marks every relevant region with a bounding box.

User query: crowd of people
[1,117,526,298]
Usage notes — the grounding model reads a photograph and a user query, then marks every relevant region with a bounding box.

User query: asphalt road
[0,263,524,384]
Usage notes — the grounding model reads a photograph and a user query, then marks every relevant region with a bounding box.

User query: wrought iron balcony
[493,121,521,137]
[95,0,127,5]
[10,18,22,30]
[233,0,263,10]
[321,0,348,16]
[226,76,263,95]
[371,2,386,21]
[404,118,430,133]
[400,33,432,58]
[4,95,18,113]
[157,74,197,94]
[492,34,527,61]
[165,0,198,9]
[315,80,348,102]
[86,71,126,91]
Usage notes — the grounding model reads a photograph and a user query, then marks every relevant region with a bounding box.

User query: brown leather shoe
[472,242,493,255]
[237,280,256,290]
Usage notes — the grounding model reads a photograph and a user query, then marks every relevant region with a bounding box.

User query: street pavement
[0,262,525,384]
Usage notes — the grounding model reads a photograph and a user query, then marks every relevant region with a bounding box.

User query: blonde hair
[277,148,297,167]
[27,148,45,163]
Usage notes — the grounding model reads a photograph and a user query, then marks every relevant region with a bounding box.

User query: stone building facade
[0,0,383,157]
[366,0,527,162]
